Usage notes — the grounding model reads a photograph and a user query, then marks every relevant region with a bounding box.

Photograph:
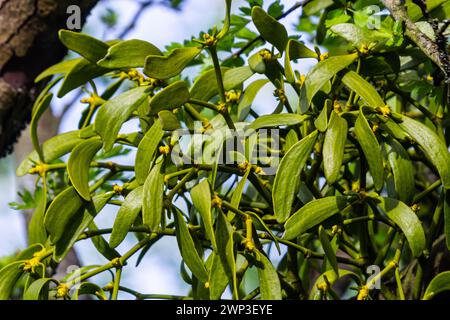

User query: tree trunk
[0,0,99,157]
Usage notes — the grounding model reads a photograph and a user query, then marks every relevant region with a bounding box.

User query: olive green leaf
[375,196,426,257]
[323,111,348,185]
[58,59,109,97]
[158,110,180,131]
[341,70,385,108]
[249,113,309,131]
[15,244,45,261]
[190,67,228,101]
[309,269,360,300]
[191,180,217,250]
[72,282,107,300]
[231,166,251,209]
[330,23,368,48]
[17,130,85,177]
[35,58,81,83]
[237,79,269,120]
[135,120,164,185]
[208,252,228,300]
[88,222,120,261]
[382,138,415,204]
[30,93,53,162]
[423,271,450,300]
[142,157,164,230]
[149,80,190,114]
[304,53,357,107]
[354,110,384,191]
[318,225,339,277]
[445,191,450,250]
[110,186,144,248]
[44,186,85,244]
[98,39,162,68]
[285,39,317,83]
[303,0,334,15]
[314,102,330,132]
[174,208,209,283]
[223,66,254,90]
[144,46,202,79]
[216,0,233,39]
[256,250,282,300]
[68,138,103,201]
[59,30,109,63]
[53,192,113,262]
[24,278,57,300]
[398,115,450,189]
[215,210,238,298]
[0,262,25,300]
[249,52,266,74]
[28,184,48,245]
[95,86,150,152]
[284,196,350,239]
[251,6,288,53]
[273,131,318,223]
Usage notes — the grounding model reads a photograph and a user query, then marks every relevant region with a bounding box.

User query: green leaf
[314,102,330,132]
[88,222,121,261]
[230,166,250,209]
[98,39,162,68]
[445,191,450,250]
[53,192,113,262]
[24,278,57,300]
[309,269,360,299]
[59,30,109,63]
[331,23,368,48]
[95,86,150,152]
[208,252,228,300]
[72,282,107,300]
[249,52,266,74]
[58,59,109,97]
[191,180,216,250]
[303,0,334,15]
[423,271,450,300]
[398,115,450,189]
[318,225,339,277]
[354,110,384,191]
[110,186,144,248]
[375,196,426,257]
[323,111,348,185]
[174,208,208,283]
[35,58,81,83]
[68,138,103,201]
[304,53,357,107]
[341,70,385,108]
[149,80,190,114]
[28,185,48,245]
[382,138,415,204]
[158,110,180,131]
[223,66,254,90]
[217,0,233,39]
[284,196,350,239]
[215,210,237,298]
[249,113,308,131]
[44,187,85,244]
[256,250,282,300]
[30,93,53,162]
[273,131,318,223]
[17,130,85,176]
[142,157,164,230]
[251,6,288,53]
[0,262,24,300]
[285,39,317,83]
[190,67,228,101]
[135,120,164,185]
[144,46,202,79]
[237,79,269,120]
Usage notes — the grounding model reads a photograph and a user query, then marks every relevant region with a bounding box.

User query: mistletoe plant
[1,0,450,300]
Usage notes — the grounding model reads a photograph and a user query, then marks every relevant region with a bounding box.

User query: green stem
[111,268,122,300]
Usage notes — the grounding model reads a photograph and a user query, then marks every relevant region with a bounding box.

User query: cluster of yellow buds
[211,193,222,208]
[121,69,160,87]
[225,90,241,104]
[378,105,391,117]
[351,180,360,192]
[243,239,255,252]
[80,94,104,107]
[259,49,273,61]
[56,284,70,299]
[112,184,123,195]
[319,52,329,61]
[316,281,329,293]
[371,123,379,133]
[359,44,370,56]
[426,74,434,81]
[253,166,265,175]
[23,247,46,273]
[274,88,286,103]
[357,285,369,300]
[331,225,342,236]
[28,164,48,176]
[411,203,420,213]
[159,145,171,155]
[203,33,217,47]
[217,102,228,113]
[333,100,342,112]
[237,161,250,172]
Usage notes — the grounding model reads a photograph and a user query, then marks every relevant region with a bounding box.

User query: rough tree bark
[0,0,99,157]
